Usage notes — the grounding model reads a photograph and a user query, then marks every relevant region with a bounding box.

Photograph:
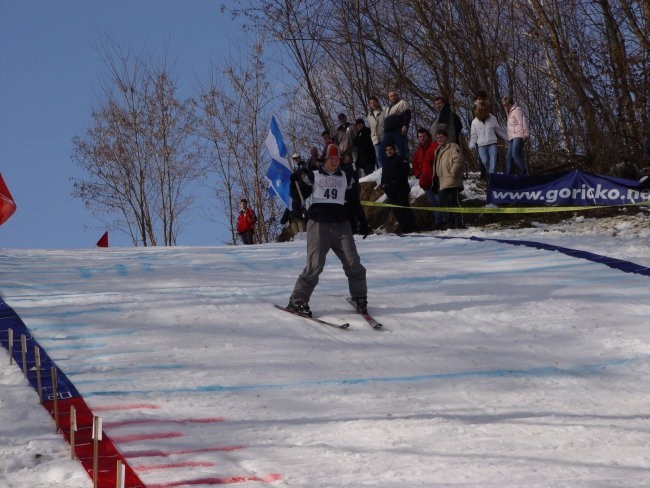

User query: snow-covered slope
[2,220,649,487]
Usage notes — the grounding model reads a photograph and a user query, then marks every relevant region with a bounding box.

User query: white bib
[310,172,348,205]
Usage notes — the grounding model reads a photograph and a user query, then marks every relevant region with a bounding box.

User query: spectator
[383,90,411,161]
[430,95,463,144]
[474,90,488,108]
[367,95,385,167]
[286,143,370,317]
[291,153,304,167]
[236,198,256,244]
[412,127,444,229]
[280,207,306,235]
[433,129,467,229]
[306,146,321,170]
[381,140,419,234]
[468,101,508,176]
[473,90,489,179]
[320,131,335,162]
[341,152,365,234]
[283,158,308,235]
[502,96,530,176]
[353,118,377,177]
[336,113,357,161]
[341,152,358,180]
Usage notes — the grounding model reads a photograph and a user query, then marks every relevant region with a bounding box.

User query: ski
[273,304,350,329]
[345,298,383,329]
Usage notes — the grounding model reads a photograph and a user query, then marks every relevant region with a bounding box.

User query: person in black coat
[380,140,419,234]
[353,118,377,176]
[430,95,463,144]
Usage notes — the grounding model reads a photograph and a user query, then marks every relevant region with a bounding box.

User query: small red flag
[0,173,17,226]
[96,231,109,248]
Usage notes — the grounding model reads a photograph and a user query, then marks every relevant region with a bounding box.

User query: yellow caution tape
[361,200,650,214]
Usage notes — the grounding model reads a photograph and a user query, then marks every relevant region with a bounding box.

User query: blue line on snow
[436,236,650,277]
[38,330,137,340]
[73,377,136,385]
[66,363,185,376]
[83,357,636,397]
[114,264,128,276]
[26,307,121,319]
[78,268,92,279]
[45,342,107,351]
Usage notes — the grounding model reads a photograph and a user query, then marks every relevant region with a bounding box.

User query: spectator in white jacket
[367,96,385,167]
[502,96,530,176]
[468,102,508,175]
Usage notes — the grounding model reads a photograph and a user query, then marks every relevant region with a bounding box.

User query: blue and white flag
[265,116,293,209]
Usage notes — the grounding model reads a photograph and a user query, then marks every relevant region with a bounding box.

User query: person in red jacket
[411,128,444,229]
[236,198,256,244]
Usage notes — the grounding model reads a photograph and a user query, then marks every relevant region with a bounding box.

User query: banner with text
[487,170,650,206]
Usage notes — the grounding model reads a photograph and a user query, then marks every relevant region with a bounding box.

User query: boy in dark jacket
[381,141,419,234]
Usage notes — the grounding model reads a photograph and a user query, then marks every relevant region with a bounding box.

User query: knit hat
[324,143,340,160]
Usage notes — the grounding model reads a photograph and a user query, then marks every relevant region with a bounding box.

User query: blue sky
[0,1,246,249]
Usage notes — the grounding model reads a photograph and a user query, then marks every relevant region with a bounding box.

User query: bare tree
[231,0,648,175]
[195,39,285,244]
[232,0,337,132]
[72,40,201,246]
[148,62,203,245]
[520,0,648,170]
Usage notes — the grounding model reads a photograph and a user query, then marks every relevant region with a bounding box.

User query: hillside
[1,222,649,487]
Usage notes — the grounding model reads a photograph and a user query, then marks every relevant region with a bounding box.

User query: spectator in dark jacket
[381,140,418,234]
[430,95,463,144]
[383,90,411,161]
[353,118,377,177]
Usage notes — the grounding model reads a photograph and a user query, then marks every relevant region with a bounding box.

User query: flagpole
[291,151,305,207]
[294,180,306,207]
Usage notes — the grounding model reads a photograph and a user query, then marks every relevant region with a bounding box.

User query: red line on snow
[123,446,245,458]
[112,431,183,443]
[92,403,160,412]
[133,460,215,472]
[105,417,225,428]
[147,473,282,487]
